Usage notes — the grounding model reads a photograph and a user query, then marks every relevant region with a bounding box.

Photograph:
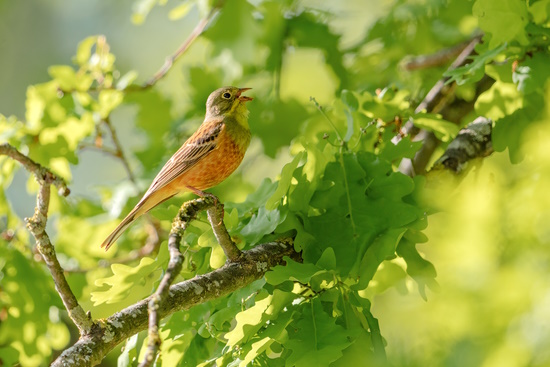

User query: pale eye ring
[222,92,231,99]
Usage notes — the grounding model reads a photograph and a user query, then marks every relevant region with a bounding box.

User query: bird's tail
[101,189,178,250]
[101,207,141,251]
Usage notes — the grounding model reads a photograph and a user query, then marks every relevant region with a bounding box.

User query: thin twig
[139,197,215,366]
[103,117,165,252]
[207,200,242,261]
[395,35,482,145]
[138,1,225,89]
[401,37,482,71]
[310,96,343,142]
[102,117,137,185]
[0,143,70,196]
[78,142,119,158]
[394,35,484,176]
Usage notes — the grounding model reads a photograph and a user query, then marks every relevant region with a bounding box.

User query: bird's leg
[186,186,223,220]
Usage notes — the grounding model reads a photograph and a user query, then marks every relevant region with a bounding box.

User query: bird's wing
[142,119,224,197]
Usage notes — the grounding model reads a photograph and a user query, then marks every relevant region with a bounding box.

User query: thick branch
[405,75,495,175]
[0,143,70,196]
[432,117,493,173]
[52,238,299,367]
[395,35,491,176]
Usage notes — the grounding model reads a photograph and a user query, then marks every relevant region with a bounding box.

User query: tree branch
[52,238,299,366]
[25,183,95,335]
[0,144,96,334]
[140,197,214,366]
[404,75,495,175]
[0,143,70,196]
[401,35,483,71]
[207,202,242,261]
[136,0,225,90]
[432,117,493,173]
[394,35,493,176]
[102,117,138,185]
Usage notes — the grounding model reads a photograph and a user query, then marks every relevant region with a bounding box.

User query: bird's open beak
[236,87,253,102]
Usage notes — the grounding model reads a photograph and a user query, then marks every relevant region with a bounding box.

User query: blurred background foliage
[1,0,550,366]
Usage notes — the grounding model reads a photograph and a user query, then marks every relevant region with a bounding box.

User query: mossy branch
[52,238,299,367]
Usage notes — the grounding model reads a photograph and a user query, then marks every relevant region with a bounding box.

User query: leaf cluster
[1,0,549,365]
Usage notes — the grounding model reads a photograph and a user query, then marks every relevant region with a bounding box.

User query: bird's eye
[222,92,231,99]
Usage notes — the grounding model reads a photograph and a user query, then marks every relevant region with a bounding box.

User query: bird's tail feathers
[101,196,152,250]
[101,210,139,251]
[101,190,178,251]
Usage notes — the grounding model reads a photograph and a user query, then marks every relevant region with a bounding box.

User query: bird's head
[205,86,253,121]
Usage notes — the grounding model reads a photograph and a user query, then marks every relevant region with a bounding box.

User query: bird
[101,86,253,250]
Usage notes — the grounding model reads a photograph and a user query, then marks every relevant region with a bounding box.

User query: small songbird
[101,86,253,250]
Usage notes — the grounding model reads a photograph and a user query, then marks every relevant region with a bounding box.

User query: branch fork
[139,194,244,365]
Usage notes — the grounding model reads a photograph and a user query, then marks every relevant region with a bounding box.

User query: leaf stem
[310,96,343,142]
[339,153,357,235]
[311,301,318,351]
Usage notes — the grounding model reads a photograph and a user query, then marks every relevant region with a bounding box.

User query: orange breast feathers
[169,127,246,192]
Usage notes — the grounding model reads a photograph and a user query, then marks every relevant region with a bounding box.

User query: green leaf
[203,0,260,63]
[248,98,311,157]
[117,334,139,367]
[116,70,138,90]
[74,36,98,66]
[225,289,295,346]
[412,113,460,142]
[342,90,359,142]
[284,299,353,367]
[265,257,326,286]
[396,239,438,300]
[529,0,550,24]
[261,1,287,72]
[126,90,173,174]
[513,53,550,94]
[316,247,337,270]
[360,88,411,121]
[475,80,524,120]
[48,65,78,91]
[168,1,194,21]
[97,89,124,118]
[491,91,544,163]
[379,136,422,163]
[227,178,278,214]
[443,43,506,85]
[353,228,407,290]
[240,206,286,245]
[473,0,529,49]
[287,12,348,89]
[266,151,305,210]
[91,250,167,306]
[132,0,161,24]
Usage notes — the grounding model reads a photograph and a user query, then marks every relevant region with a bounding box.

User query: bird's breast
[174,130,247,191]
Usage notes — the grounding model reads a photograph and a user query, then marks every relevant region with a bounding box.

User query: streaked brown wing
[142,120,224,197]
